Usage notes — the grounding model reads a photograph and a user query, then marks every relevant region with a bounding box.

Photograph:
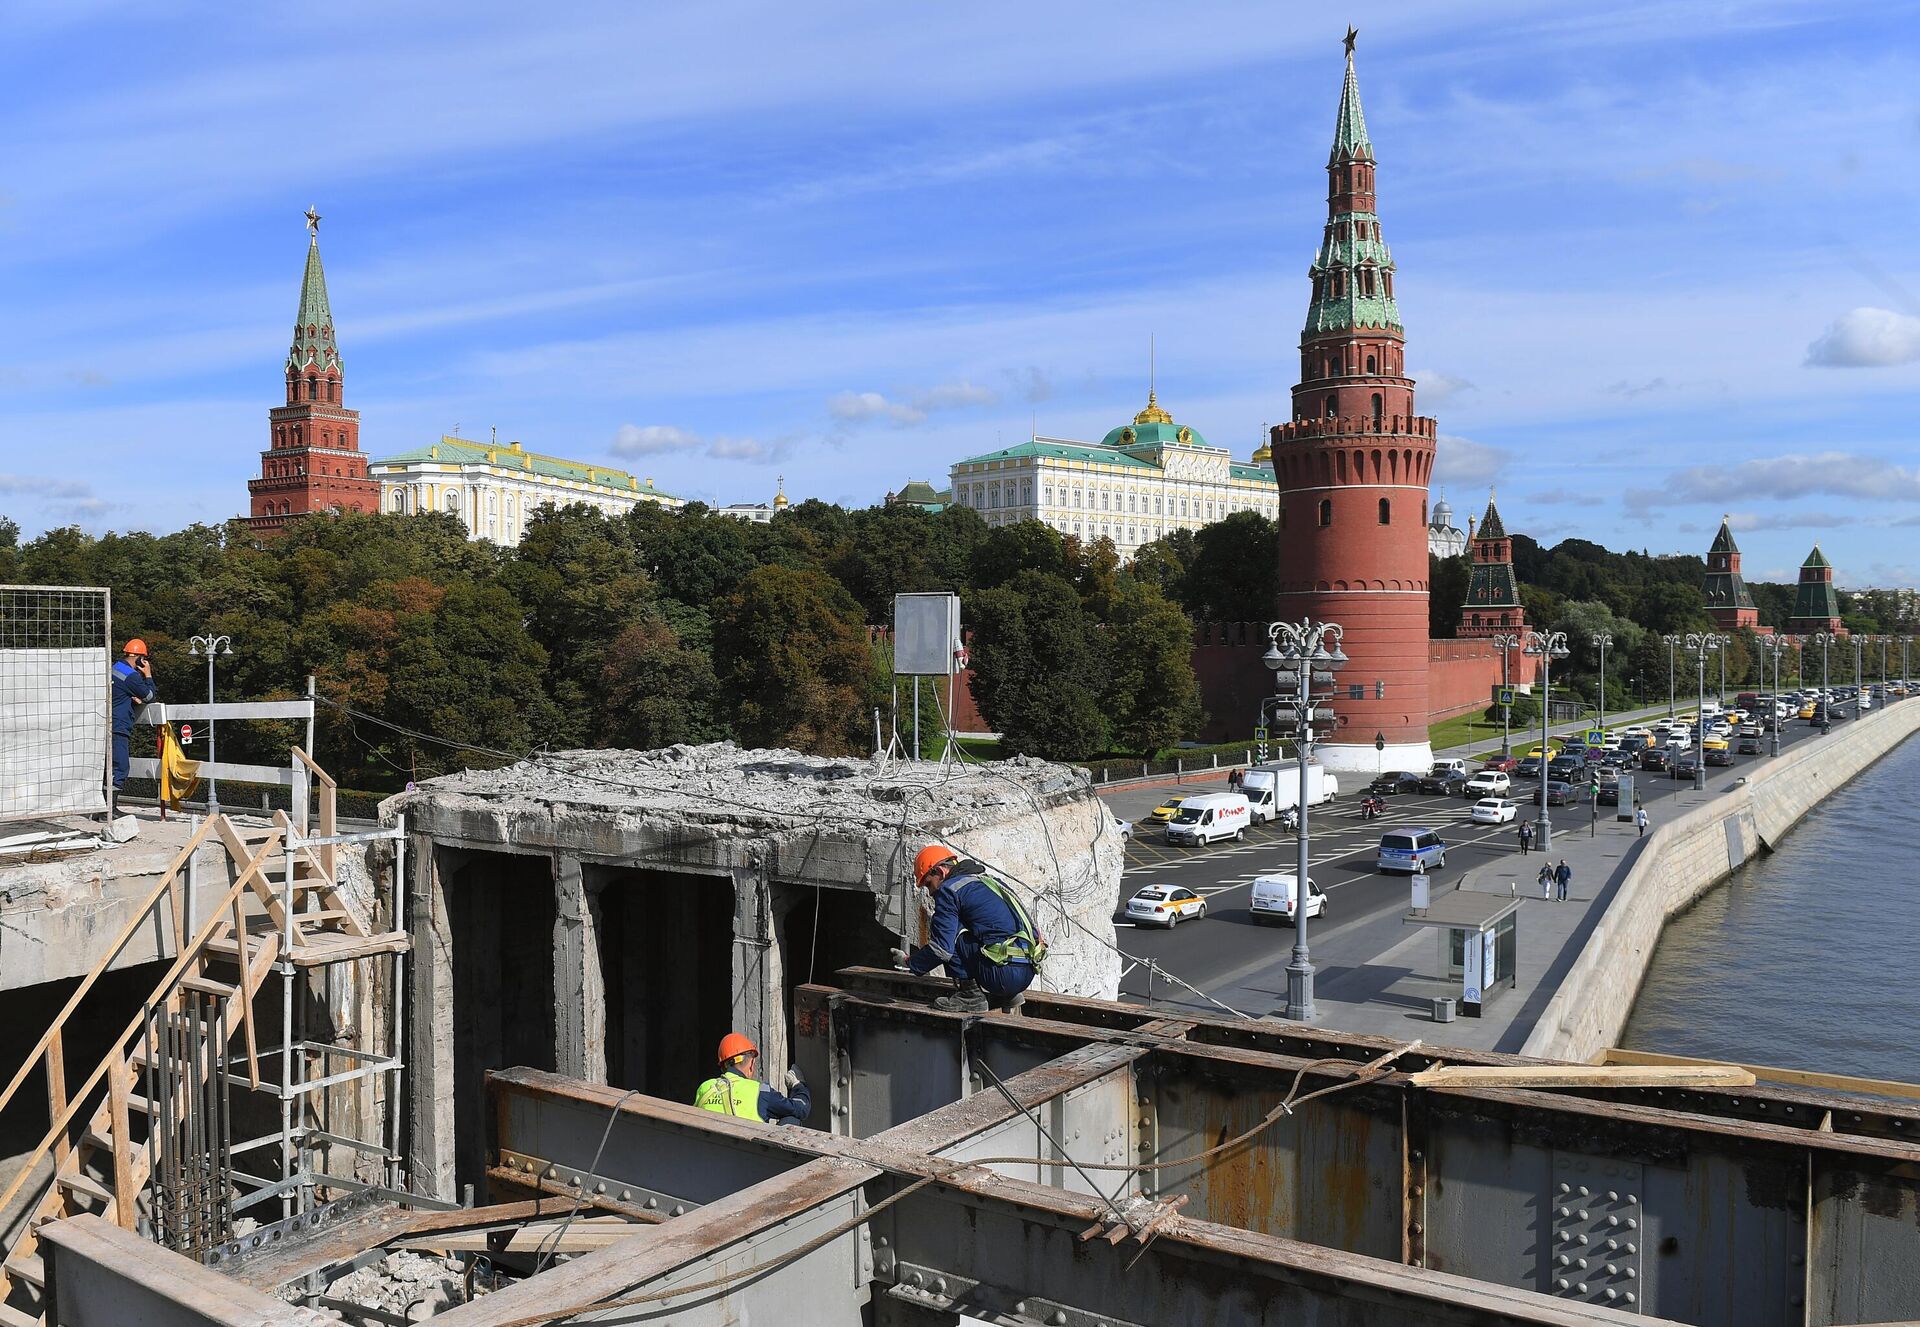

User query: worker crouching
[894,844,1045,1014]
[694,1033,810,1125]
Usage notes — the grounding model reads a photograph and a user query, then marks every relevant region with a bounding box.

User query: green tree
[967,571,1108,759]
[1183,511,1279,621]
[1101,580,1203,755]
[712,564,874,754]
[970,519,1069,589]
[1429,552,1469,637]
[598,608,724,749]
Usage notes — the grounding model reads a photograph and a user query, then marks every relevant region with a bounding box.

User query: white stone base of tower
[1313,739,1434,780]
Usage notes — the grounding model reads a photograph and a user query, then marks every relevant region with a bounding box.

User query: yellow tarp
[156,723,201,811]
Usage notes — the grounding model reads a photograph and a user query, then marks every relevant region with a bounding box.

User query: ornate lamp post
[1490,631,1522,756]
[1662,633,1680,717]
[1764,635,1791,757]
[1263,618,1347,1022]
[187,633,235,813]
[1684,632,1726,791]
[1522,629,1570,849]
[1809,631,1838,724]
[1593,631,1614,742]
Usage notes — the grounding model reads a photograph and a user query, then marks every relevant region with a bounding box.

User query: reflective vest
[973,876,1047,969]
[694,1070,762,1120]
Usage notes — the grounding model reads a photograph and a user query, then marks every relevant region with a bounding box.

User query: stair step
[124,1092,156,1117]
[4,1251,44,1288]
[179,975,237,998]
[55,1171,110,1204]
[297,909,351,925]
[0,1299,41,1327]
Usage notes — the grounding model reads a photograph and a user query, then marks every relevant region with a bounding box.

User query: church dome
[1100,390,1206,449]
[1431,497,1453,529]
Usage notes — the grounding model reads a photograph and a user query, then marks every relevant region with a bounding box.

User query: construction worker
[892,843,1045,1013]
[110,639,156,805]
[693,1033,810,1125]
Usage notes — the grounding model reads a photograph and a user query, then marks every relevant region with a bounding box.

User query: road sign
[180,724,194,745]
[1586,729,1605,747]
[1254,727,1268,742]
[1374,732,1386,752]
[1497,687,1516,706]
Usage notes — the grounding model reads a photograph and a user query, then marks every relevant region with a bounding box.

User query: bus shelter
[1403,888,1521,1017]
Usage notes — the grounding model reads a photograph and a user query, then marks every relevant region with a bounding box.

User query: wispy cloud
[828,380,998,429]
[1638,452,1920,506]
[1431,434,1511,489]
[1805,308,1920,368]
[611,424,792,465]
[1413,370,1474,405]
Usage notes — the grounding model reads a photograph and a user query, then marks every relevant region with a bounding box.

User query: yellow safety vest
[694,1070,762,1120]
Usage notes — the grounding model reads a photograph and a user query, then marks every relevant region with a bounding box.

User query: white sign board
[892,593,961,676]
[1411,876,1430,913]
[1461,928,1484,1006]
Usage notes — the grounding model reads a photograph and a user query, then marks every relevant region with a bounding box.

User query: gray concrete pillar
[731,863,782,1076]
[553,854,606,1083]
[408,835,458,1200]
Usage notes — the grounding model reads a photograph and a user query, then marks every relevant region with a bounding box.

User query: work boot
[933,982,989,1013]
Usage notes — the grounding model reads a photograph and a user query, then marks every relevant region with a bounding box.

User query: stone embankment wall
[1522,700,1920,1062]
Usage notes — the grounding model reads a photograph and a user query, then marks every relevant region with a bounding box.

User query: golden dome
[773,476,789,509]
[1132,389,1173,426]
[1251,442,1272,464]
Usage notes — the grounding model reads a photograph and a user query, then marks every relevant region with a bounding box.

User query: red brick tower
[1702,515,1766,633]
[1268,32,1437,773]
[247,209,379,530]
[1457,492,1526,638]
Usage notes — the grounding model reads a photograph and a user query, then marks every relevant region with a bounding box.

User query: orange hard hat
[717,1032,758,1065]
[123,638,148,657]
[914,843,959,886]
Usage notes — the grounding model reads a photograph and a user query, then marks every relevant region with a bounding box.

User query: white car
[1708,722,1732,740]
[1248,874,1326,924]
[1116,818,1134,842]
[1125,885,1206,927]
[1471,797,1520,824]
[1465,770,1511,796]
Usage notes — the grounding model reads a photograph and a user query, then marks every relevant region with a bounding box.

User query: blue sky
[4,1,1920,586]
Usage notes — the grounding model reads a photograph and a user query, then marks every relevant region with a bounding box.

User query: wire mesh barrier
[0,584,112,823]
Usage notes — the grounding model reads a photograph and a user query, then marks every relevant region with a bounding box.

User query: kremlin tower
[247,209,380,530]
[1268,32,1438,773]
[1787,545,1847,636]
[1702,517,1764,633]
[1457,492,1525,638]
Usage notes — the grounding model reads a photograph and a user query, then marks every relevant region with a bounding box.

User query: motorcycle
[1359,795,1386,820]
[1278,807,1301,834]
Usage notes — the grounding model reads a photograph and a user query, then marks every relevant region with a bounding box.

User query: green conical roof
[1330,43,1372,164]
[287,237,342,377]
[1802,544,1831,570]
[1709,518,1739,555]
[1478,494,1507,541]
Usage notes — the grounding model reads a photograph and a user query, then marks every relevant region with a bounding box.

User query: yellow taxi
[1148,794,1191,824]
[1526,744,1561,761]
[1798,702,1817,720]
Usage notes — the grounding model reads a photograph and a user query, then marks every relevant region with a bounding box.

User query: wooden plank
[1599,1047,1920,1102]
[395,1225,645,1255]
[47,1028,69,1172]
[1407,1063,1757,1090]
[107,1061,135,1229]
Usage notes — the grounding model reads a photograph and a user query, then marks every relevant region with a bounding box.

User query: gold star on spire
[304,205,321,239]
[1343,25,1358,58]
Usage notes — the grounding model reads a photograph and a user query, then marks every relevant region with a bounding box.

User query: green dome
[1100,392,1206,449]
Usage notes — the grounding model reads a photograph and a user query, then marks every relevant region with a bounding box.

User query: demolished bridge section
[384,742,1124,1200]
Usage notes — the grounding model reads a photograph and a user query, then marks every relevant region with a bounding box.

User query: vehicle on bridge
[1640,746,1672,772]
[1513,756,1545,779]
[1417,767,1472,796]
[1670,753,1704,780]
[1736,734,1762,755]
[1535,780,1575,807]
[1465,770,1512,796]
[1470,796,1520,824]
[1125,884,1206,927]
[1704,738,1734,766]
[1366,770,1423,796]
[1478,753,1519,773]
[1241,762,1338,823]
[1249,873,1326,923]
[1147,793,1190,824]
[1377,828,1447,873]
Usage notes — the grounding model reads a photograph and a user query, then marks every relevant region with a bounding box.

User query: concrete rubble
[305,1250,472,1320]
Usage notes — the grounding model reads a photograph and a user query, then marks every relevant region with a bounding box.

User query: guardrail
[130,699,318,828]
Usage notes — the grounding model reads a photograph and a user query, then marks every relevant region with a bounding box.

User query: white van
[1249,873,1327,924]
[1164,792,1251,846]
[1239,763,1338,824]
[1429,757,1469,778]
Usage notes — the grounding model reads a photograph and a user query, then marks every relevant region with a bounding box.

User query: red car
[1480,754,1519,773]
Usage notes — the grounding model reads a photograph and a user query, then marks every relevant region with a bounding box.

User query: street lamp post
[1522,629,1570,850]
[1490,632,1521,756]
[1764,636,1790,757]
[1684,632,1725,791]
[1593,632,1613,742]
[1263,619,1347,1023]
[187,633,235,813]
[1810,631,1836,725]
[1662,633,1680,717]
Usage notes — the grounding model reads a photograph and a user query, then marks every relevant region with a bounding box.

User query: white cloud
[827,379,999,428]
[1723,509,1853,532]
[1412,370,1473,405]
[1660,452,1920,503]
[1430,433,1511,489]
[610,423,702,456]
[0,472,93,499]
[1805,308,1920,368]
[610,424,789,465]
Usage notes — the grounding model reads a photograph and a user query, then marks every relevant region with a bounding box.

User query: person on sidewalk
[1635,806,1649,837]
[1228,767,1243,791]
[1555,858,1572,902]
[1538,863,1553,899]
[1517,820,1534,854]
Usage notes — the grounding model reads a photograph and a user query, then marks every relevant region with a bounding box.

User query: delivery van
[1249,873,1327,924]
[1164,792,1251,846]
[1239,763,1338,824]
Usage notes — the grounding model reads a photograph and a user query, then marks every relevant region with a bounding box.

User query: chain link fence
[1,584,112,823]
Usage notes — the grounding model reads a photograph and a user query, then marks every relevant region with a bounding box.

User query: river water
[1622,732,1920,1083]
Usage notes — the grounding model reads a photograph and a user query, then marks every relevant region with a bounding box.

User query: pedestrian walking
[1538,863,1552,899]
[1517,820,1533,854]
[1555,858,1572,902]
[1635,806,1649,837]
[1228,767,1243,791]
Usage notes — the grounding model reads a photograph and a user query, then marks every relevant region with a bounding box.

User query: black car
[1669,754,1703,780]
[1640,747,1671,772]
[1546,758,1583,782]
[1736,735,1762,755]
[1514,756,1544,779]
[1417,770,1472,796]
[1596,784,1622,806]
[1367,771,1424,796]
[1535,780,1576,807]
